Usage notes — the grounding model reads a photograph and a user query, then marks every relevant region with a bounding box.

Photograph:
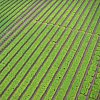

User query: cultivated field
[0,0,100,100]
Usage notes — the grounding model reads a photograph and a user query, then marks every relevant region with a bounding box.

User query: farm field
[0,0,100,100]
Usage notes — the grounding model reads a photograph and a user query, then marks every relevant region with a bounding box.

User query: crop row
[0,0,52,53]
[0,0,38,36]
[0,0,98,54]
[0,0,46,40]
[0,0,76,58]
[0,0,97,79]
[0,0,100,99]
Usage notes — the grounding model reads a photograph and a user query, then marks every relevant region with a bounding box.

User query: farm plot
[0,0,100,100]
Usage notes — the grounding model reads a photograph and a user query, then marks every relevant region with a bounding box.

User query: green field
[0,0,100,100]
